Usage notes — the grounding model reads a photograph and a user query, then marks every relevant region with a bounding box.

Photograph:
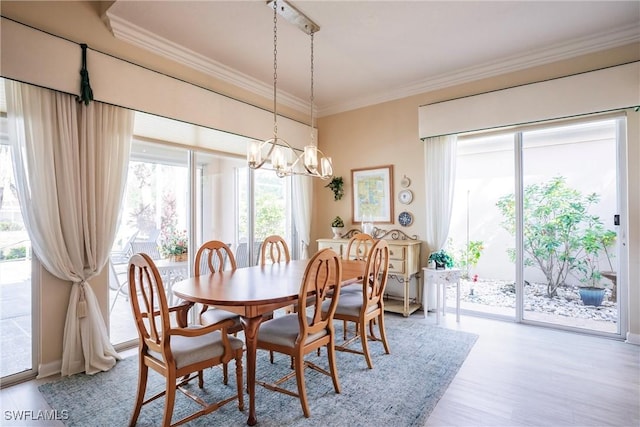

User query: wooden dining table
[172,258,366,426]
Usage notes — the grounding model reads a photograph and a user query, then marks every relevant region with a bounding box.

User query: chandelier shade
[247,0,333,180]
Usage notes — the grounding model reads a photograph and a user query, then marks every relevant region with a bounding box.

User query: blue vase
[578,287,605,307]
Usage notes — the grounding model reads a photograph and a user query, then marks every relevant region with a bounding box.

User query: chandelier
[247,0,333,179]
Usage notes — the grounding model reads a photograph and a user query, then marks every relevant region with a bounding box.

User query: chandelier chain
[310,31,315,143]
[272,0,278,138]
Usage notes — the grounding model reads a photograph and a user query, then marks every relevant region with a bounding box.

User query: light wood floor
[1,313,638,427]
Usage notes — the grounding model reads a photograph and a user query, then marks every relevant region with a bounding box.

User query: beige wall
[2,2,639,374]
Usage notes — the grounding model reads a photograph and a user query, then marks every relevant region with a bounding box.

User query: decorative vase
[170,253,188,262]
[578,287,605,307]
[331,227,343,239]
[435,261,445,270]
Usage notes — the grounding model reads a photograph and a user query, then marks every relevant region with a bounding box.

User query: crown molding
[106,12,638,119]
[105,13,311,115]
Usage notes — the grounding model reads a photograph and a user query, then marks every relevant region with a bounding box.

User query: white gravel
[449,278,618,323]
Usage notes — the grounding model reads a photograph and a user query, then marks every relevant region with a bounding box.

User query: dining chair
[337,233,377,338]
[260,235,291,265]
[195,240,242,332]
[108,259,129,311]
[130,240,162,260]
[344,233,376,262]
[323,238,391,369]
[256,248,343,418]
[235,240,263,268]
[195,240,243,382]
[127,253,244,427]
[259,235,291,363]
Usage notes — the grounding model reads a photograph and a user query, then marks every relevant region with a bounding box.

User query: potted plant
[573,221,616,307]
[428,249,454,270]
[159,228,188,262]
[325,176,344,201]
[331,216,344,239]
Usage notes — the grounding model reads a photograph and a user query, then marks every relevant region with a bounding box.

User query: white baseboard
[37,360,61,379]
[625,331,640,345]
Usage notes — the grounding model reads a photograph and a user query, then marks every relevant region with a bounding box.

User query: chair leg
[360,318,374,369]
[343,320,348,340]
[378,313,391,354]
[270,350,274,364]
[198,370,204,388]
[327,341,341,394]
[162,371,177,427]
[129,359,148,427]
[223,362,229,385]
[294,355,310,418]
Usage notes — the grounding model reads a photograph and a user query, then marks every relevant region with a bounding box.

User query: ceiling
[104,1,640,118]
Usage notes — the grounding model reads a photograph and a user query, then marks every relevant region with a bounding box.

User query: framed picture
[351,165,394,224]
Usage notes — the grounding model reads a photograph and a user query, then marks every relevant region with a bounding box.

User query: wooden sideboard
[317,235,422,317]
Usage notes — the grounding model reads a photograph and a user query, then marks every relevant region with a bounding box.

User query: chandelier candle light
[247,0,333,179]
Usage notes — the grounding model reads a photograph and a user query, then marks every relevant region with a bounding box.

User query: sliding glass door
[0,141,35,381]
[235,167,293,268]
[109,141,189,345]
[519,118,620,333]
[450,114,624,337]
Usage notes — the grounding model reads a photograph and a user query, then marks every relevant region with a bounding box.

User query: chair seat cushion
[149,328,244,369]
[323,292,377,317]
[340,283,364,294]
[201,308,241,328]
[257,314,327,348]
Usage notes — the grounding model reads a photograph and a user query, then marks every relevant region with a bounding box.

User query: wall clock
[398,211,413,227]
[398,189,413,205]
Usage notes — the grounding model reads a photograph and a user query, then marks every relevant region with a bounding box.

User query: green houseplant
[331,216,344,239]
[428,249,454,270]
[325,176,344,201]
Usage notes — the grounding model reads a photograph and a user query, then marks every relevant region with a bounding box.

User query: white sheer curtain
[423,135,457,256]
[292,175,312,259]
[5,80,133,376]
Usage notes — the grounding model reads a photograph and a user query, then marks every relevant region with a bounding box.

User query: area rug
[39,315,477,426]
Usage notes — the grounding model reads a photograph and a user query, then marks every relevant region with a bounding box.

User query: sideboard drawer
[388,245,406,260]
[388,259,406,275]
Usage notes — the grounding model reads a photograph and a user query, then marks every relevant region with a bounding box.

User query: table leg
[422,279,428,319]
[436,281,441,325]
[442,283,447,317]
[240,315,264,426]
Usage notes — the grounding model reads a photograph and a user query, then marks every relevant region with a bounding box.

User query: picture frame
[351,165,394,224]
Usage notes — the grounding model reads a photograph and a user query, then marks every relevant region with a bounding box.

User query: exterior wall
[1,1,639,373]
